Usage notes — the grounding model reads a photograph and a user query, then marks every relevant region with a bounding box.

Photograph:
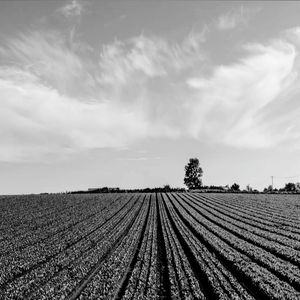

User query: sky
[1,1,300,194]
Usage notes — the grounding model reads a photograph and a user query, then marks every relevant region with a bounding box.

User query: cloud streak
[187,39,297,148]
[58,0,84,19]
[1,27,300,161]
[216,6,260,31]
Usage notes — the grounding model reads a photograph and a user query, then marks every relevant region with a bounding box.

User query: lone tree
[231,183,240,191]
[184,158,203,190]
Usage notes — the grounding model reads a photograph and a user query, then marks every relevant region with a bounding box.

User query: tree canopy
[231,183,240,191]
[284,182,296,192]
[184,158,203,190]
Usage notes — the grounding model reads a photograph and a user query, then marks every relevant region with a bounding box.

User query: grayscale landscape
[1,1,300,299]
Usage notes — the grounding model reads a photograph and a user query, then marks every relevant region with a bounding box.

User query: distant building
[223,185,230,191]
[88,188,99,192]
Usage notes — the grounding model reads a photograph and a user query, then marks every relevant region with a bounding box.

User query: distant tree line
[183,158,258,193]
[184,158,240,192]
[68,185,186,194]
[264,182,300,194]
[67,158,300,195]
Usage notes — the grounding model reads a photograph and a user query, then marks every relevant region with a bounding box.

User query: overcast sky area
[1,1,300,194]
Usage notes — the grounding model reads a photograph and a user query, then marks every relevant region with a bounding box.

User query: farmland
[1,193,300,299]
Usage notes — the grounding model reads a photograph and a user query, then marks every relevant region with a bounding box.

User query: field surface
[1,192,300,299]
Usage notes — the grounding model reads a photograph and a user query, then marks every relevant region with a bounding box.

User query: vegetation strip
[0,195,123,256]
[155,193,172,299]
[2,192,300,299]
[66,194,147,300]
[183,194,300,265]
[167,193,264,300]
[162,193,218,300]
[1,194,136,295]
[112,195,151,300]
[190,193,300,246]
[176,193,300,292]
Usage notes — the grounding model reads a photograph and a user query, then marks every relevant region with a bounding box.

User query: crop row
[0,194,143,299]
[180,194,300,268]
[168,193,300,299]
[77,194,151,299]
[207,194,300,228]
[0,195,123,256]
[189,194,300,246]
[0,194,90,239]
[2,192,300,299]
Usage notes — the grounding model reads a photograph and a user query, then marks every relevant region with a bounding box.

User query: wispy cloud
[0,31,87,96]
[0,29,206,161]
[58,0,84,19]
[216,6,260,31]
[0,67,149,161]
[118,156,161,161]
[97,32,206,85]
[187,39,297,148]
[1,26,300,162]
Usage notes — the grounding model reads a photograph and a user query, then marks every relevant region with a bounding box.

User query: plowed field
[1,192,300,299]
